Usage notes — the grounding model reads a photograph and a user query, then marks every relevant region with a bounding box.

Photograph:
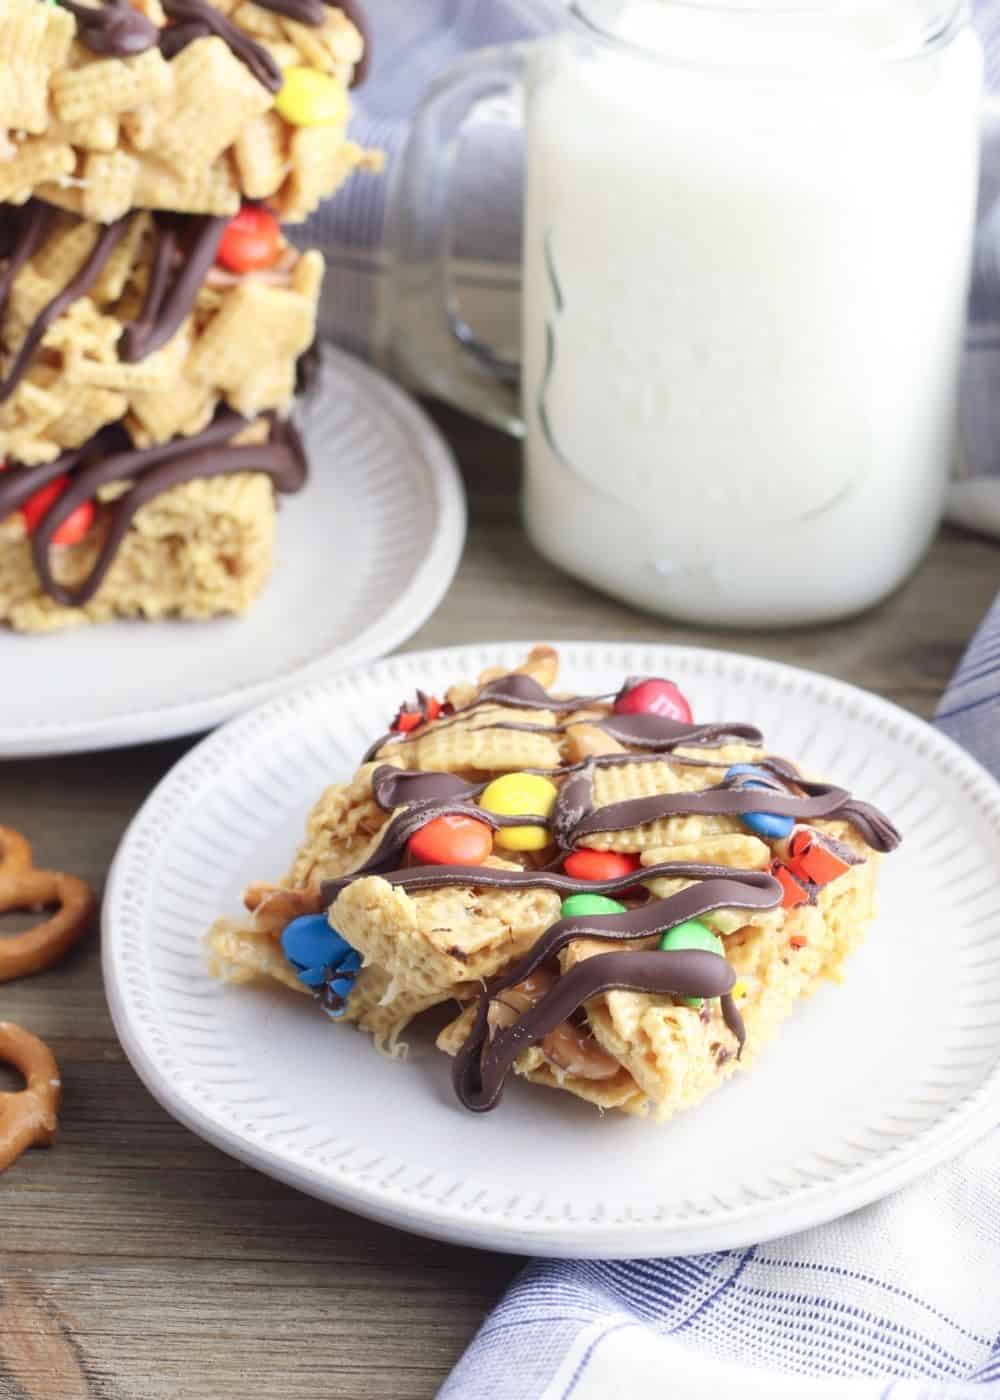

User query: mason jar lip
[568,0,970,66]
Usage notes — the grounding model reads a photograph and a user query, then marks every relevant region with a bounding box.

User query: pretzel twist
[0,826,33,877]
[0,826,96,984]
[0,1022,61,1173]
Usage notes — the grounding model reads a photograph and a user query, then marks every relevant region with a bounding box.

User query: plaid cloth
[962,3,1000,529]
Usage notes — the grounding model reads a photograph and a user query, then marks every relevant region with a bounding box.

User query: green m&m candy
[560,893,627,919]
[659,918,724,1007]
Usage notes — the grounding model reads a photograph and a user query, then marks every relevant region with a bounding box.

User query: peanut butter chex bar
[0,467,277,630]
[0,1,74,133]
[0,203,320,631]
[203,649,901,1120]
[0,0,377,221]
[0,0,375,632]
[0,205,323,465]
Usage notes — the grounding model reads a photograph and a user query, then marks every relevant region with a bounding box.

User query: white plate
[103,642,1000,1259]
[0,349,465,758]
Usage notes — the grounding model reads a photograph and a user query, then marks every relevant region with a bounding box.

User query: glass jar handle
[378,44,531,437]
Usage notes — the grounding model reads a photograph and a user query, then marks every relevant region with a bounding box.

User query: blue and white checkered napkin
[439,607,1000,1399]
[312,0,1000,534]
[961,5,1000,533]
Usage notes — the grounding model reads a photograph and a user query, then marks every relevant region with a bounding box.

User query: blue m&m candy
[725,765,794,841]
[281,915,361,1016]
[281,913,351,982]
[743,810,795,840]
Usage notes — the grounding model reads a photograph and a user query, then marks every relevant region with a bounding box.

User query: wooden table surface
[1,406,998,1400]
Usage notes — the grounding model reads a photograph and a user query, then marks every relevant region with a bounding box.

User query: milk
[522,1,982,626]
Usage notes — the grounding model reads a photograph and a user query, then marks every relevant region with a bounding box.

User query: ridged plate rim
[0,348,466,757]
[103,641,1000,1258]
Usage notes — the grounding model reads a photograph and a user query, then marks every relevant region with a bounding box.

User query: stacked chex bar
[0,0,377,630]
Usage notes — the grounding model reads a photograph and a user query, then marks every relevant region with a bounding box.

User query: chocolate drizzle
[160,0,283,90]
[0,207,228,398]
[455,949,744,1114]
[295,339,322,397]
[550,763,597,849]
[328,857,777,1110]
[0,215,130,405]
[0,202,55,315]
[296,663,902,1114]
[470,871,778,984]
[371,767,485,811]
[0,200,319,605]
[60,0,370,91]
[561,762,901,855]
[445,865,783,1111]
[470,675,763,753]
[321,799,549,893]
[363,672,765,765]
[119,214,227,362]
[227,0,372,87]
[340,738,900,895]
[338,859,781,905]
[592,714,763,749]
[157,17,209,58]
[257,0,328,23]
[476,673,613,711]
[58,0,159,55]
[0,412,307,605]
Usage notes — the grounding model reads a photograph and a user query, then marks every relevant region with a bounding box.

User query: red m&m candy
[217,205,282,274]
[408,814,492,867]
[564,849,641,882]
[21,475,95,546]
[52,500,95,547]
[613,678,693,723]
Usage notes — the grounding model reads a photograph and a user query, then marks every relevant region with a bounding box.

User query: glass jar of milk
[383,1,983,627]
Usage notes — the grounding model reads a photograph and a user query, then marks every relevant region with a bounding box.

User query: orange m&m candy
[787,827,852,886]
[772,861,808,910]
[564,849,641,882]
[217,205,282,274]
[408,814,493,867]
[392,694,442,733]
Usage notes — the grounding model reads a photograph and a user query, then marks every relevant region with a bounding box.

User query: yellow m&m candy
[480,772,558,852]
[275,67,349,127]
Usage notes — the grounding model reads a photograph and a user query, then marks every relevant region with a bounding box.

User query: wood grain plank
[0,405,996,1400]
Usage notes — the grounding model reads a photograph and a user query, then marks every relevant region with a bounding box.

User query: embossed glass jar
[385,1,983,626]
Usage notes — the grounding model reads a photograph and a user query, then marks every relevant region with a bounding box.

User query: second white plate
[0,348,465,757]
[104,642,1000,1258]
